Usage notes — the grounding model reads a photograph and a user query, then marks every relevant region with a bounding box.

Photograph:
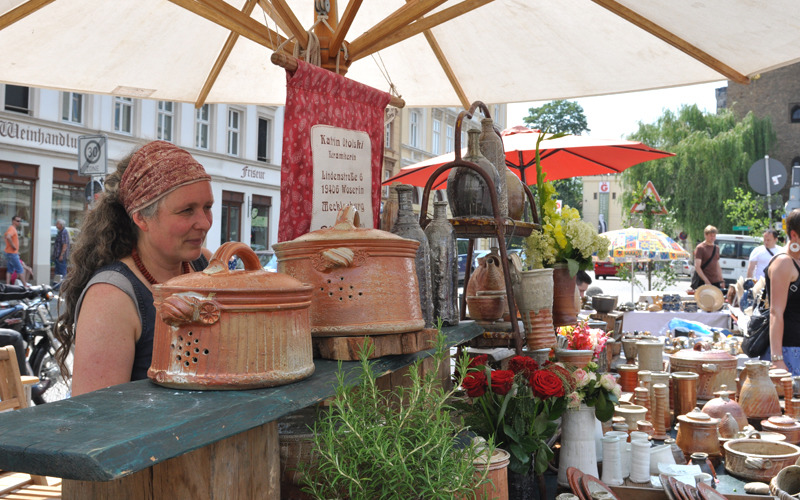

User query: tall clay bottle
[447,129,501,218]
[392,184,434,328]
[479,118,508,218]
[380,183,399,232]
[424,201,459,326]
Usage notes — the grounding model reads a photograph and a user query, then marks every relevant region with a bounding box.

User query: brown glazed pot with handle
[273,206,424,336]
[148,242,315,390]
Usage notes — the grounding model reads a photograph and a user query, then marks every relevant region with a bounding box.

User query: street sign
[78,135,108,176]
[732,225,750,231]
[599,181,610,193]
[630,180,667,214]
[748,156,787,195]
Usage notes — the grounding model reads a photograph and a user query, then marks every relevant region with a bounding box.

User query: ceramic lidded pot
[739,360,782,422]
[148,242,314,390]
[669,348,737,400]
[761,415,800,445]
[273,206,424,336]
[676,408,721,460]
[701,385,748,431]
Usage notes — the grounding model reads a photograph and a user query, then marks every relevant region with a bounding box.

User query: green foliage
[553,178,584,216]
[623,105,777,241]
[616,262,678,292]
[522,100,590,135]
[302,325,491,500]
[723,187,777,236]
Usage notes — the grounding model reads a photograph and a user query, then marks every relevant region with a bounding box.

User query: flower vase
[551,263,578,327]
[557,403,599,487]
[515,268,555,350]
[555,349,594,369]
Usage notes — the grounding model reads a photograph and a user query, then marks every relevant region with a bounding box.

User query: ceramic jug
[478,117,508,218]
[466,247,505,296]
[424,201,459,326]
[446,128,501,218]
[739,360,781,422]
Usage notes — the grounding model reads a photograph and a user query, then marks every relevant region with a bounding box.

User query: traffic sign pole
[765,155,772,216]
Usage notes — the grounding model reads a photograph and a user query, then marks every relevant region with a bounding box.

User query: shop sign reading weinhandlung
[0,117,80,154]
[310,124,372,230]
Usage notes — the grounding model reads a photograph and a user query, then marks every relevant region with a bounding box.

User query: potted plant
[300,325,496,500]
[554,319,611,369]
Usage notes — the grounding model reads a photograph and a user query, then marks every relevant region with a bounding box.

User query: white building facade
[0,84,283,284]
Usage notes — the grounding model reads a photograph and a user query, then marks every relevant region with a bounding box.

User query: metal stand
[417,101,541,355]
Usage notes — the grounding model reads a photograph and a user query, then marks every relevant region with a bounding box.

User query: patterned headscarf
[119,141,211,214]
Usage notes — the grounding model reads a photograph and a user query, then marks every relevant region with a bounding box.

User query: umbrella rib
[196,0,259,109]
[591,0,749,84]
[422,31,470,110]
[257,0,296,42]
[348,0,447,58]
[329,0,364,59]
[349,0,494,62]
[0,0,55,31]
[269,0,309,48]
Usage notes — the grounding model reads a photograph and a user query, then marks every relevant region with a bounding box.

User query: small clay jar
[672,371,699,422]
[676,408,721,461]
[701,385,748,431]
[760,415,800,445]
[618,364,639,393]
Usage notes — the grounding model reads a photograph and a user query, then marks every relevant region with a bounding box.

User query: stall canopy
[1,1,800,108]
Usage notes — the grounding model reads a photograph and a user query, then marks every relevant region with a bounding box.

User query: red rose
[490,370,515,396]
[463,371,487,397]
[468,354,489,370]
[543,363,575,392]
[530,370,566,398]
[508,356,539,376]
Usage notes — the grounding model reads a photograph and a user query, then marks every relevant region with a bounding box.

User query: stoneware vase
[601,435,623,486]
[391,184,434,328]
[424,201,459,326]
[515,268,555,350]
[555,349,594,369]
[551,263,578,327]
[446,128,501,218]
[739,360,782,422]
[472,447,510,500]
[605,431,631,478]
[557,403,599,487]
[635,338,664,372]
[629,439,651,484]
[478,117,508,219]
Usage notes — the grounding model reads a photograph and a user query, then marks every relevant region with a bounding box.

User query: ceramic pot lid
[670,349,735,362]
[280,205,408,244]
[680,408,719,425]
[765,415,800,429]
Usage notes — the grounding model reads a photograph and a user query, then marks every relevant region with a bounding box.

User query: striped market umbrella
[601,227,689,262]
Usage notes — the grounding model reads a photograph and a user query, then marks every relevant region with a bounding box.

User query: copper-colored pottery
[273,206,424,336]
[701,385,748,431]
[739,360,782,422]
[761,415,800,445]
[466,294,506,321]
[770,368,792,395]
[669,349,737,400]
[551,264,578,327]
[148,242,314,390]
[671,371,699,422]
[554,349,593,369]
[675,408,721,460]
[617,364,639,393]
[723,438,800,482]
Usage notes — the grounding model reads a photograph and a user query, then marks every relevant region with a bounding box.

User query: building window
[114,96,133,134]
[195,104,210,150]
[432,119,441,155]
[61,92,83,124]
[0,161,36,280]
[4,85,30,114]
[250,194,272,250]
[221,190,243,244]
[409,110,420,148]
[157,101,174,142]
[227,108,241,156]
[257,117,271,162]
[385,122,393,148]
[791,105,800,123]
[445,124,454,153]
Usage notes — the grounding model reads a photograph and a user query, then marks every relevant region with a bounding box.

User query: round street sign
[748,157,787,195]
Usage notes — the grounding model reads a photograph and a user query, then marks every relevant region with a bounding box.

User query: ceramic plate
[697,482,727,500]
[679,480,702,500]
[580,473,620,500]
[660,473,678,500]
[668,476,692,500]
[567,467,586,499]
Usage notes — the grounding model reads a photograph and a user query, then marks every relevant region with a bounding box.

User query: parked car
[670,258,694,276]
[715,233,760,284]
[457,254,468,285]
[593,260,620,278]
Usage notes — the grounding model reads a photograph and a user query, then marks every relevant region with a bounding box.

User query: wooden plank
[0,323,481,482]
[313,328,437,360]
[0,0,56,31]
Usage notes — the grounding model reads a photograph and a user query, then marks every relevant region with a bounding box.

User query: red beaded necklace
[131,248,191,285]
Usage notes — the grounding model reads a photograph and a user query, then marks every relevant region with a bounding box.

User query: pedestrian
[54,141,213,395]
[693,225,723,291]
[4,215,27,286]
[747,228,783,281]
[576,270,592,298]
[53,218,70,278]
[762,210,800,374]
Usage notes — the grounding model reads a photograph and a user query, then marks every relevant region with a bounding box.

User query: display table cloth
[622,310,731,335]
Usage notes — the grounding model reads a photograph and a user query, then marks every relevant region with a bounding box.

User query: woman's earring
[791,242,800,253]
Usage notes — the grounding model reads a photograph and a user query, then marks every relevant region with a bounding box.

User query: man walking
[693,225,723,290]
[4,215,26,286]
[53,219,70,278]
[747,228,783,281]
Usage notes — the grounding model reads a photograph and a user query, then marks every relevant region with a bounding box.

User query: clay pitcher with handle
[739,360,782,423]
[466,248,505,296]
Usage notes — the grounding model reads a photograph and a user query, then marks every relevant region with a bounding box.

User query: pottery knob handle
[745,457,773,470]
[321,247,355,268]
[159,292,220,326]
[701,363,718,373]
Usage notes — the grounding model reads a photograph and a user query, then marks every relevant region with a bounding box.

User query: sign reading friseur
[310,124,373,230]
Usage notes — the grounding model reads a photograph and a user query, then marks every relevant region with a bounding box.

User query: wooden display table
[0,322,483,499]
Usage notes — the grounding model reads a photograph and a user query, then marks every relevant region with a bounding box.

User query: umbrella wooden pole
[270,52,406,108]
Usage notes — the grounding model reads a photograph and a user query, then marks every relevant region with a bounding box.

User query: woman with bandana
[55,141,214,395]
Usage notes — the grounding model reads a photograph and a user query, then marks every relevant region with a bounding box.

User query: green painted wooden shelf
[0,322,482,481]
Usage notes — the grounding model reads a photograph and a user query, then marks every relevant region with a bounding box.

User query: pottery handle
[744,457,773,470]
[320,247,356,268]
[332,205,361,230]
[206,241,261,274]
[701,363,718,373]
[159,292,221,326]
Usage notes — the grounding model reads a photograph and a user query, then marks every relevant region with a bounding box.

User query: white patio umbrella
[1,1,800,108]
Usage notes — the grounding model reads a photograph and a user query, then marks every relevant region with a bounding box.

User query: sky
[506,81,726,140]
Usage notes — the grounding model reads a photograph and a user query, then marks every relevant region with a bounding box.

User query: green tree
[622,105,776,242]
[523,100,590,214]
[722,186,776,236]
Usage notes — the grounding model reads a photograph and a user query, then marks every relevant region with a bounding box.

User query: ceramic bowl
[466,295,506,321]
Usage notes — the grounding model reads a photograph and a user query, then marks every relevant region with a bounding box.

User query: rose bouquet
[565,365,621,422]
[556,319,610,361]
[456,355,572,475]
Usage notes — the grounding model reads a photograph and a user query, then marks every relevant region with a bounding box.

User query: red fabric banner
[278,61,391,242]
